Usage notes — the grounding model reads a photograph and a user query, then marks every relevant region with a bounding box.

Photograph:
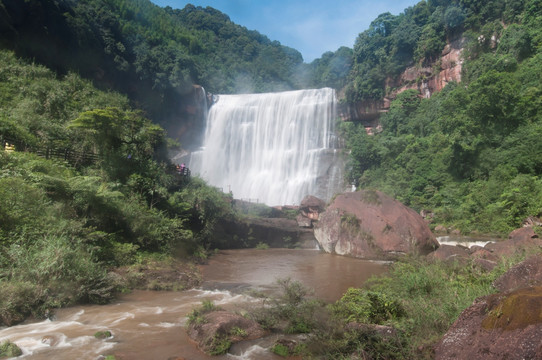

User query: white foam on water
[157,322,177,328]
[109,312,135,325]
[134,306,163,315]
[226,344,269,359]
[437,236,495,248]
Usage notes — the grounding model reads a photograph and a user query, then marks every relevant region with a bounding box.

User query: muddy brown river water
[0,248,388,359]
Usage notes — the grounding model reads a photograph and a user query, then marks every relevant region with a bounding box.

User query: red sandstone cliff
[339,37,465,125]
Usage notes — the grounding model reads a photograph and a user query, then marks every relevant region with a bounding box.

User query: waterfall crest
[190,88,343,206]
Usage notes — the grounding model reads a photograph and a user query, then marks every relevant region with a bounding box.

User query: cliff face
[339,37,465,125]
[396,37,465,98]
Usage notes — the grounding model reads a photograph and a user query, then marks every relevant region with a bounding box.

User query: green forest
[0,0,542,357]
[339,0,542,235]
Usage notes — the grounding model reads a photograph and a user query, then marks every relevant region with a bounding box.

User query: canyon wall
[339,37,465,126]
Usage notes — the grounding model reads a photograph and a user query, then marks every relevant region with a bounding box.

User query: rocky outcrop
[434,286,542,360]
[187,311,266,355]
[297,195,326,228]
[395,37,465,99]
[485,227,541,257]
[338,37,465,125]
[428,244,471,262]
[434,255,542,360]
[428,227,542,272]
[337,98,390,124]
[313,190,438,260]
[216,216,317,249]
[494,255,542,292]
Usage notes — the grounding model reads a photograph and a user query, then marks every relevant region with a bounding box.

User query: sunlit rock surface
[314,190,438,260]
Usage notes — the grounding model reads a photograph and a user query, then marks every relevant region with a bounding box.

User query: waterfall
[190,88,343,206]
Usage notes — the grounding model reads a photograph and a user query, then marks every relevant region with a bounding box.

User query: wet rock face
[313,190,438,260]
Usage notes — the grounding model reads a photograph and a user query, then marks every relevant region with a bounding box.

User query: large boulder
[427,244,470,263]
[485,227,541,257]
[314,190,438,260]
[434,287,542,360]
[434,255,542,359]
[494,254,542,292]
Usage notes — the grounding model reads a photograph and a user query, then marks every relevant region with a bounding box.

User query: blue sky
[150,0,420,62]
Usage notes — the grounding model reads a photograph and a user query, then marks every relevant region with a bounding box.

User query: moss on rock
[482,286,542,331]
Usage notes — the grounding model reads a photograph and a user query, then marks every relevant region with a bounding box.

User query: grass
[247,252,534,359]
[186,299,220,326]
[321,252,531,358]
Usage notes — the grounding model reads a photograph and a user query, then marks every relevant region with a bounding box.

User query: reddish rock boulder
[494,255,542,292]
[485,227,541,257]
[300,195,326,218]
[187,311,266,355]
[434,287,542,360]
[314,190,438,260]
[297,195,326,228]
[428,244,470,262]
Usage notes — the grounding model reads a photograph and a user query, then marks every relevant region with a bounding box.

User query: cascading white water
[190,88,343,206]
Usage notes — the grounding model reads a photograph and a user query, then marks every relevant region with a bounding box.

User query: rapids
[0,249,387,359]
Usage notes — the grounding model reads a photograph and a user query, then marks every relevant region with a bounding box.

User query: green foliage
[207,335,232,356]
[331,288,404,324]
[0,0,308,127]
[343,17,542,234]
[0,50,238,326]
[307,47,353,89]
[0,340,22,358]
[315,253,531,358]
[248,278,323,334]
[255,242,269,250]
[271,343,289,357]
[229,326,247,337]
[94,330,113,339]
[187,300,219,326]
[364,256,505,348]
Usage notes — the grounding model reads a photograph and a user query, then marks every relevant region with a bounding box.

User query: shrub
[207,335,232,355]
[331,288,405,324]
[271,343,289,357]
[94,330,113,339]
[187,300,219,326]
[0,340,22,357]
[248,278,323,334]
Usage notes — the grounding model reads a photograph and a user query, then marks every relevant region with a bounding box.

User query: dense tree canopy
[0,0,307,127]
[341,0,542,234]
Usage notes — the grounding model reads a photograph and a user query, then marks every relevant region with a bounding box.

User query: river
[0,248,387,359]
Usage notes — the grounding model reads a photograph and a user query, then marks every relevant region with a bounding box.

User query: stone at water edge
[313,190,438,260]
[297,195,327,228]
[299,195,326,220]
[187,311,267,355]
